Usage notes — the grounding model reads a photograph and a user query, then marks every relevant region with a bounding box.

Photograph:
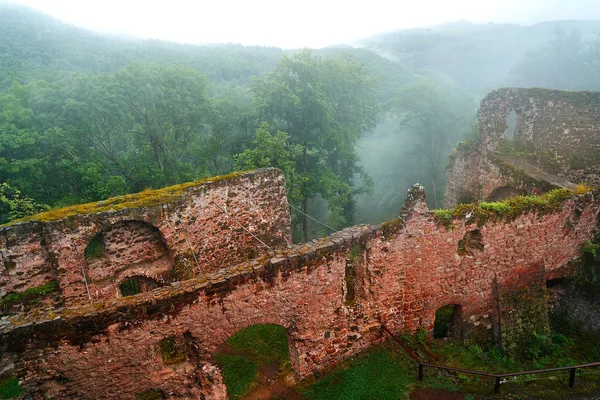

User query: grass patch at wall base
[300,349,414,400]
[0,376,23,399]
[213,324,290,399]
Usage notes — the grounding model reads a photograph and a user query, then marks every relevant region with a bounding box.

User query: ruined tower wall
[446,88,600,207]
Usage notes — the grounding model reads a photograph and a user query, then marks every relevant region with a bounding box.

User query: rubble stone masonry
[446,88,600,207]
[0,168,598,399]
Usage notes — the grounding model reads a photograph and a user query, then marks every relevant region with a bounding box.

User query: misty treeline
[2,5,600,241]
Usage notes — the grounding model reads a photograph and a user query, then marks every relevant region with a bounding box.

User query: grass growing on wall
[213,324,290,399]
[300,348,414,400]
[3,170,250,225]
[0,376,23,399]
[0,280,58,307]
[433,188,575,229]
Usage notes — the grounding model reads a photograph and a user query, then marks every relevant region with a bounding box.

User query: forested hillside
[1,3,599,240]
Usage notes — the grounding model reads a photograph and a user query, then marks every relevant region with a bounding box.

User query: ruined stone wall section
[367,192,599,342]
[6,188,599,399]
[0,169,292,308]
[446,88,600,207]
[0,223,55,299]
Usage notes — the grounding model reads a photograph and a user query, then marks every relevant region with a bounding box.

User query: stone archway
[212,323,298,399]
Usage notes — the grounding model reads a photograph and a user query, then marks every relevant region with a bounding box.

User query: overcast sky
[6,0,600,48]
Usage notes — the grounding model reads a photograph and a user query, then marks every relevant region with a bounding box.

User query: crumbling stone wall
[0,223,55,299]
[1,182,598,399]
[0,168,291,309]
[446,88,600,207]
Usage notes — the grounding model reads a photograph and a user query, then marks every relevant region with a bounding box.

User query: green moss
[4,170,251,226]
[1,280,58,307]
[433,209,454,229]
[0,376,23,399]
[433,189,574,228]
[159,335,186,365]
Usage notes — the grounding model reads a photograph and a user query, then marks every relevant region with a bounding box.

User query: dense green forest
[1,3,600,240]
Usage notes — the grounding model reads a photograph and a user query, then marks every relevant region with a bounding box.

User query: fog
[1,1,599,237]
[6,0,600,48]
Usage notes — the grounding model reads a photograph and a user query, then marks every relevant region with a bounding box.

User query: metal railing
[381,325,600,395]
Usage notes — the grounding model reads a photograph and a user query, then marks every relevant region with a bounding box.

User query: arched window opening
[504,110,517,139]
[84,232,104,259]
[119,276,160,297]
[434,304,463,339]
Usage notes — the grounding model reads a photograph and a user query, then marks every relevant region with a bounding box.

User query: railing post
[418,363,423,381]
[494,377,501,394]
[569,368,576,389]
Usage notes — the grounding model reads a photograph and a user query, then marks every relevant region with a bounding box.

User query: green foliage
[0,280,58,307]
[119,277,142,298]
[253,49,379,241]
[301,350,413,400]
[0,182,47,224]
[83,233,103,259]
[0,376,23,399]
[414,327,427,345]
[234,122,304,206]
[576,228,600,301]
[433,305,455,338]
[213,355,258,399]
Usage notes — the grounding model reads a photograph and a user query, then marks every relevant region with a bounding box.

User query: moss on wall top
[433,188,576,229]
[2,170,256,226]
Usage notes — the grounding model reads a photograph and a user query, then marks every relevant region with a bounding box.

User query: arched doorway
[434,304,463,339]
[213,324,296,399]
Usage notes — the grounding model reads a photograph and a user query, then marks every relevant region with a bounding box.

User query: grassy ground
[0,376,23,399]
[214,317,600,399]
[213,324,291,399]
[299,346,414,400]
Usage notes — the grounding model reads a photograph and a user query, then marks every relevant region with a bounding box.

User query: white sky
[6,0,600,48]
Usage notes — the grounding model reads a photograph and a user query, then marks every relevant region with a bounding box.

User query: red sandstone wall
[0,223,55,299]
[7,187,598,399]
